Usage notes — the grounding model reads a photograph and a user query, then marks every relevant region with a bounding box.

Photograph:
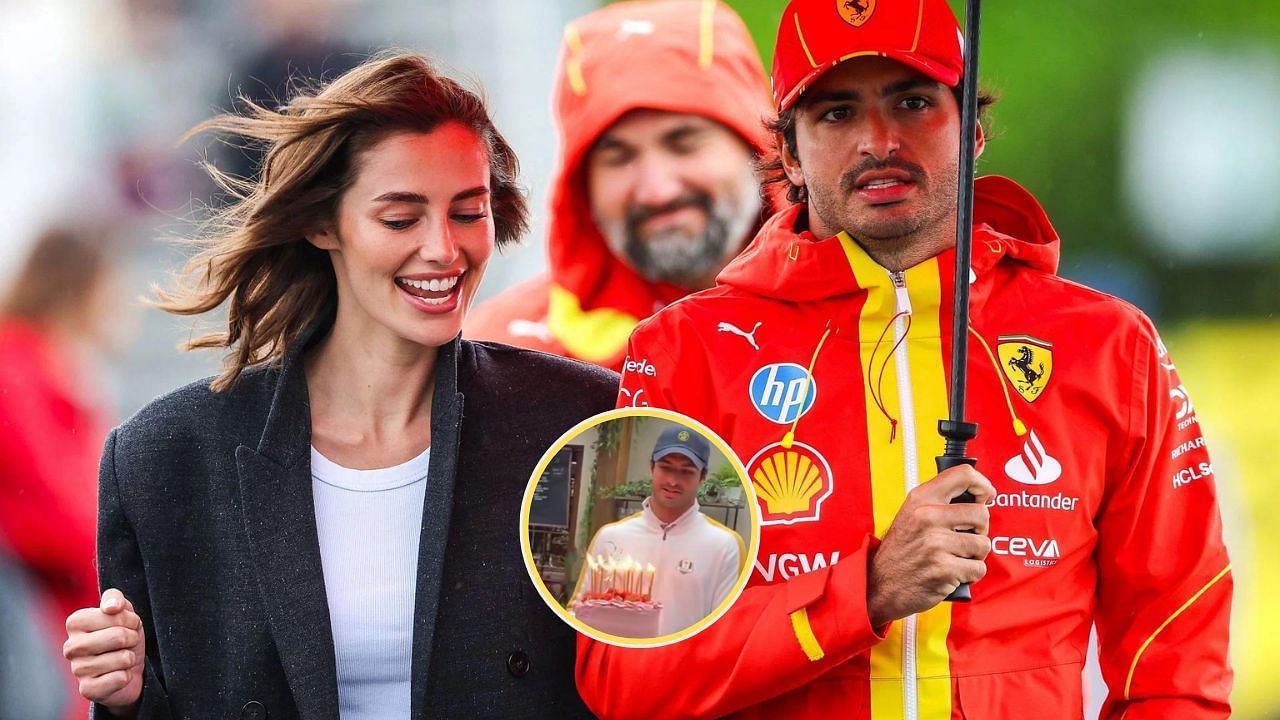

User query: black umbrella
[939,0,984,603]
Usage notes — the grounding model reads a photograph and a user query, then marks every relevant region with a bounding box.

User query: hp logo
[749,363,816,424]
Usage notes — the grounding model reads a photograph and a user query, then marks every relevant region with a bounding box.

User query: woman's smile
[395,272,465,313]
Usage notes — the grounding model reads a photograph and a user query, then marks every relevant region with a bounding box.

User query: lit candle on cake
[602,557,616,594]
[644,563,656,599]
[587,555,599,596]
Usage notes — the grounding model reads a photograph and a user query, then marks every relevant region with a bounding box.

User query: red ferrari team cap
[772,0,964,111]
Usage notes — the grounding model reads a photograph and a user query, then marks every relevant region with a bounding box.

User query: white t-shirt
[573,499,744,636]
[311,445,430,720]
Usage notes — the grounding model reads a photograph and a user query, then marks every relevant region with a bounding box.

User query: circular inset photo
[519,408,759,648]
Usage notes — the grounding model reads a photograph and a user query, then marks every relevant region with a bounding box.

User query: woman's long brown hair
[156,52,528,391]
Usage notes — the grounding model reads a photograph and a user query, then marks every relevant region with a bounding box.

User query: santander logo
[1003,430,1062,486]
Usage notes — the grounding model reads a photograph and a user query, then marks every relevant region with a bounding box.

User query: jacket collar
[640,497,703,534]
[408,334,464,718]
[234,310,339,719]
[235,308,466,719]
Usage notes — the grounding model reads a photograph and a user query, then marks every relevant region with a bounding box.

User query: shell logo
[746,441,835,526]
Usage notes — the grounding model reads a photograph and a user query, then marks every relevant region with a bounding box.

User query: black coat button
[507,650,530,678]
[241,700,267,720]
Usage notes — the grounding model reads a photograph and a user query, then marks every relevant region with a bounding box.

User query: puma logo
[717,321,762,350]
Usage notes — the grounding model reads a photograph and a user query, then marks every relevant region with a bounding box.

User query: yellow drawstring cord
[969,326,1027,437]
[782,322,834,449]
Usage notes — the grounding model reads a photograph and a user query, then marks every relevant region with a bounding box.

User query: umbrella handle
[937,420,979,602]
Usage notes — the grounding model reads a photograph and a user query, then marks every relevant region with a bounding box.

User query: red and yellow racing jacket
[577,176,1232,719]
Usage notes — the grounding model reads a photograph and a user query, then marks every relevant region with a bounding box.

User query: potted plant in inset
[699,464,745,505]
[599,478,653,502]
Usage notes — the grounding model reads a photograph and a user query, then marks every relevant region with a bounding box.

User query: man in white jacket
[575,423,745,636]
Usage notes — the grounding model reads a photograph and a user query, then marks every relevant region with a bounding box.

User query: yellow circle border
[518,407,760,649]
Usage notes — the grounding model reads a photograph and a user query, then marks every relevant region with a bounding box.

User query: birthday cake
[574,593,663,638]
[573,555,663,639]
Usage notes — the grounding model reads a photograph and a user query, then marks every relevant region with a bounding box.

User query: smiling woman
[58,52,618,719]
[155,53,527,389]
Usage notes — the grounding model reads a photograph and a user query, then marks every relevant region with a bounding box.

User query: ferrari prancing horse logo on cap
[837,0,876,27]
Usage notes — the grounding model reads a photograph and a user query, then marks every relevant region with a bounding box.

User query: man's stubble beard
[807,157,960,271]
[597,167,762,289]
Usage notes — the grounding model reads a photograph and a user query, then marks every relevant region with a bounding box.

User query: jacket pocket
[954,662,1084,719]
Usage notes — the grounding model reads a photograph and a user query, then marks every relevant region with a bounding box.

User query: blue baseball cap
[652,424,710,472]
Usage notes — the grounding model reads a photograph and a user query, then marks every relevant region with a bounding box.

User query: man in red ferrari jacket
[465,0,773,369]
[577,0,1233,718]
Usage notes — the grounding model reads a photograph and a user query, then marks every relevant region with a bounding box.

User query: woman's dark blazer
[93,326,619,719]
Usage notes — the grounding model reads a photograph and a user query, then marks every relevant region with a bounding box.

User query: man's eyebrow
[371,191,427,204]
[662,123,708,145]
[801,78,942,107]
[803,89,860,106]
[593,135,632,154]
[881,77,942,97]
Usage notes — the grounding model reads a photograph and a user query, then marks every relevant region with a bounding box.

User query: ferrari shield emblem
[997,335,1053,403]
[836,0,876,27]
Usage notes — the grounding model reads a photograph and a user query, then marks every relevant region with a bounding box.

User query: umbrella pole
[940,0,984,603]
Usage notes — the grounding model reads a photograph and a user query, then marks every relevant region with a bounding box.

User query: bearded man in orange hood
[465,0,774,369]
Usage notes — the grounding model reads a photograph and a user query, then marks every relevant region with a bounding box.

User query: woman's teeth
[399,276,459,292]
[397,275,461,305]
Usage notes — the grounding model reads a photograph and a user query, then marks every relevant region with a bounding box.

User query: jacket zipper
[890,269,920,720]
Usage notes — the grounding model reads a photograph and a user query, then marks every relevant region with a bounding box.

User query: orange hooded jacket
[464,0,772,369]
[578,177,1232,719]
